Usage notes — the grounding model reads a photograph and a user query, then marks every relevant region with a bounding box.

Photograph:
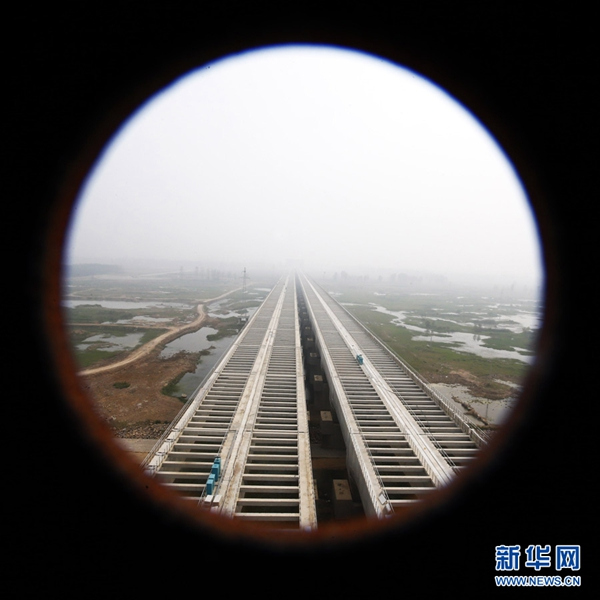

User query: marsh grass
[161,350,206,398]
[343,296,531,391]
[67,326,168,369]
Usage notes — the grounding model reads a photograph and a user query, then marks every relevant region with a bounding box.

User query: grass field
[321,280,541,400]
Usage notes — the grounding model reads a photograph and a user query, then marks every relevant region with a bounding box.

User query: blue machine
[206,474,215,495]
[211,457,221,481]
[205,457,221,496]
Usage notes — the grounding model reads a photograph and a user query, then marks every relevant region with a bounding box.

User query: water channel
[158,297,264,398]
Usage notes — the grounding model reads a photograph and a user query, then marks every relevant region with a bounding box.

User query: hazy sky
[66,44,543,286]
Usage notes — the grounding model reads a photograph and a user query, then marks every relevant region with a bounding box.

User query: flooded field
[324,280,543,426]
[364,300,538,363]
[158,299,262,398]
[63,299,194,310]
[77,331,148,353]
[63,270,542,430]
[63,273,270,400]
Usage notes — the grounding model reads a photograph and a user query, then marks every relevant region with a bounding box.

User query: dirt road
[80,287,241,376]
[78,287,244,438]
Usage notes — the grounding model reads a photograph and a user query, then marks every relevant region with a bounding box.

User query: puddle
[159,327,219,358]
[411,331,533,363]
[430,382,517,426]
[359,303,537,363]
[77,332,146,352]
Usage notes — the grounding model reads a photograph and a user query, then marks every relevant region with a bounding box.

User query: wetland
[324,277,542,425]
[63,268,274,437]
[63,267,542,438]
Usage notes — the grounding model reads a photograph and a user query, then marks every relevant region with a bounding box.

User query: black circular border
[13,2,592,592]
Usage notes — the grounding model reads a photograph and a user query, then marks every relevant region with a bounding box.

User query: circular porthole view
[58,44,544,545]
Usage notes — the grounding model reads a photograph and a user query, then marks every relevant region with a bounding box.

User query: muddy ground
[79,348,199,439]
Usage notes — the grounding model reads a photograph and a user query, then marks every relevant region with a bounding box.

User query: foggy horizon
[65,45,544,293]
[64,257,540,294]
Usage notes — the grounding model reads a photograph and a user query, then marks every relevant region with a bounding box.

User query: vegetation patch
[478,327,536,354]
[73,347,125,369]
[67,325,168,369]
[204,316,243,341]
[66,304,141,324]
[161,352,203,398]
[161,377,185,398]
[227,299,262,311]
[344,302,528,399]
